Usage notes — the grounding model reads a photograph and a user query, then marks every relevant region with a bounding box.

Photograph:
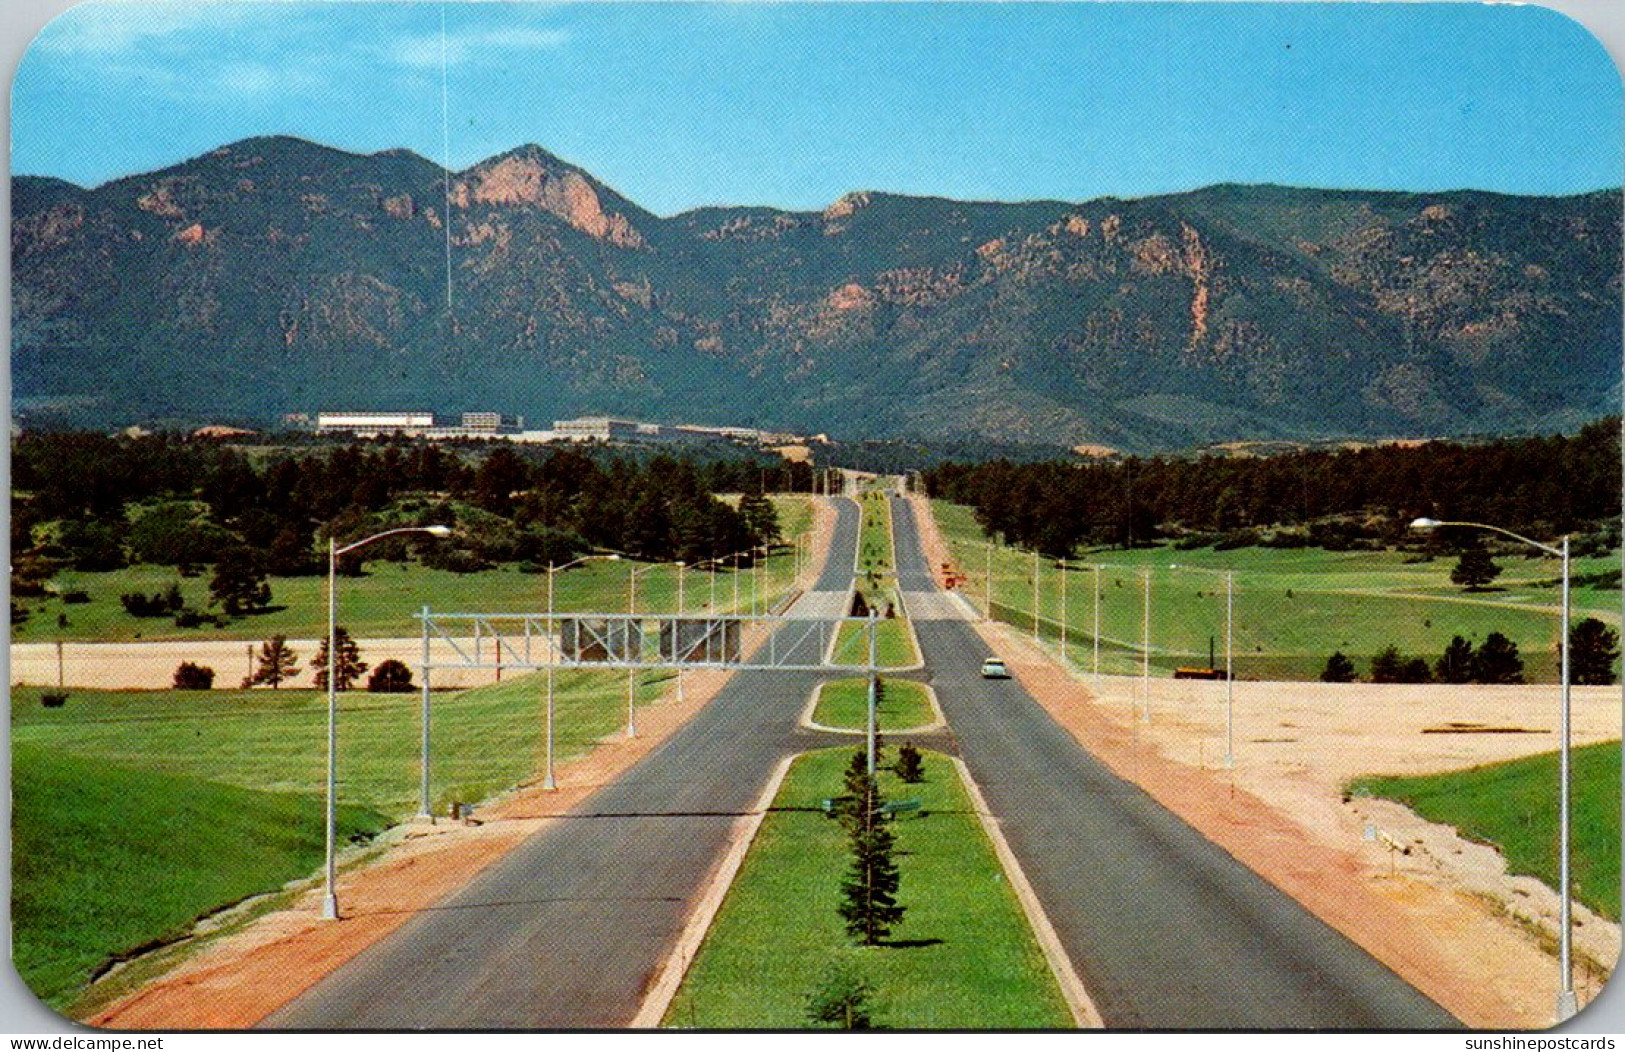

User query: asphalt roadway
[264,500,862,1030]
[890,496,1460,1029]
[267,493,1459,1030]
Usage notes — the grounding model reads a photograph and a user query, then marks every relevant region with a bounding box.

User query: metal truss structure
[416,610,887,674]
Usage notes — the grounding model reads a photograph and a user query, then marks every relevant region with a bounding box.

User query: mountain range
[12,135,1621,450]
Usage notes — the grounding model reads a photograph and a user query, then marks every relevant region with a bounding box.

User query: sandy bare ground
[10,638,509,692]
[906,493,1622,1029]
[83,498,838,1030]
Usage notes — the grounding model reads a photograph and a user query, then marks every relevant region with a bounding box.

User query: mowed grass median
[10,668,662,1011]
[1350,741,1622,921]
[664,747,1071,1029]
[812,677,935,731]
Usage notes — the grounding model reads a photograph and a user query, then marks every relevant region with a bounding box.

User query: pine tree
[1320,651,1357,683]
[311,627,369,691]
[1472,632,1525,684]
[806,966,877,1029]
[835,751,905,946]
[894,742,925,783]
[1568,618,1620,685]
[209,547,271,616]
[1369,645,1405,684]
[248,635,300,689]
[1434,636,1476,684]
[1450,548,1502,592]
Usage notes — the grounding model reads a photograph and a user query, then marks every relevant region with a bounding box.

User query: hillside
[12,136,1621,449]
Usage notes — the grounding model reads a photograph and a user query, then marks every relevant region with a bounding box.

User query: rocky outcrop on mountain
[11,136,1620,448]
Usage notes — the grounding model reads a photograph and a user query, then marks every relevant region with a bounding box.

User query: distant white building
[552,417,673,443]
[317,412,435,435]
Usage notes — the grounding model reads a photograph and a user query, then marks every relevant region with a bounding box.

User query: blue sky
[11,2,1622,214]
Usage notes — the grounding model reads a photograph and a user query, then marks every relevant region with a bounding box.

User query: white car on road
[980,657,1010,679]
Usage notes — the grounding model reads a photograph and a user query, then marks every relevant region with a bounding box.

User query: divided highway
[890,496,1460,1029]
[268,491,1459,1030]
[264,501,861,1029]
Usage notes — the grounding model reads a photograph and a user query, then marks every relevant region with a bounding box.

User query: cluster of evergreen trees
[920,419,1621,557]
[1323,619,1619,686]
[12,432,808,602]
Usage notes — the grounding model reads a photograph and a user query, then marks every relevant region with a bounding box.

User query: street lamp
[1411,517,1575,1022]
[324,524,452,921]
[1032,548,1041,644]
[1091,565,1102,684]
[627,562,668,738]
[1140,567,1152,722]
[1171,563,1236,768]
[544,553,621,791]
[674,561,686,703]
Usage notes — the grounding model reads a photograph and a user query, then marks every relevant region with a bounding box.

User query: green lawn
[15,497,816,643]
[12,746,389,1009]
[831,619,917,669]
[664,747,1072,1029]
[812,677,935,731]
[1349,742,1622,922]
[11,671,661,819]
[931,499,1620,682]
[857,491,895,577]
[12,667,664,1011]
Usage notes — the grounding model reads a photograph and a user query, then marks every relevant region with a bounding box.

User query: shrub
[59,590,90,605]
[172,662,216,690]
[806,966,877,1029]
[368,659,415,693]
[1320,652,1357,683]
[1472,633,1525,684]
[41,693,67,708]
[1568,618,1619,686]
[894,742,925,783]
[1370,645,1430,683]
[1434,636,1475,685]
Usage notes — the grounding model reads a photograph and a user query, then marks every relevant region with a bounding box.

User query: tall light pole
[1140,567,1151,722]
[1172,563,1236,768]
[545,553,621,791]
[1092,565,1102,684]
[627,562,665,738]
[674,561,686,703]
[1032,548,1041,644]
[325,524,452,921]
[1059,558,1068,665]
[985,540,994,621]
[1412,517,1575,1022]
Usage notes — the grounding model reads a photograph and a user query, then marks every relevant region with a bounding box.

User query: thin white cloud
[387,25,570,69]
[34,1,273,55]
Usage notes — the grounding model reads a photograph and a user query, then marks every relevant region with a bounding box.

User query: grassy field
[11,671,659,819]
[11,667,662,1010]
[931,499,1620,682]
[664,747,1071,1028]
[13,745,389,1009]
[1350,742,1622,921]
[812,677,935,731]
[14,497,815,644]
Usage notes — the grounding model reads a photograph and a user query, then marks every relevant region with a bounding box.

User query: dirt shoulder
[87,498,840,1031]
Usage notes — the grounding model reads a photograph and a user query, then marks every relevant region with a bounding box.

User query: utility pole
[1140,567,1151,722]
[1032,548,1040,644]
[866,609,879,775]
